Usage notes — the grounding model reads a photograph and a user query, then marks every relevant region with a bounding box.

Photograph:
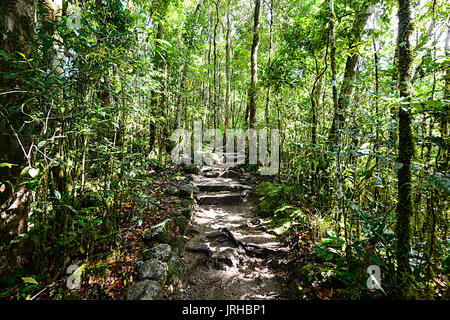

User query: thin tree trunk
[225,0,232,136]
[248,0,261,129]
[395,0,414,298]
[213,2,219,130]
[204,15,213,126]
[265,0,274,128]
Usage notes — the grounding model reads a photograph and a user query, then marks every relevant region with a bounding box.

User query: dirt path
[173,160,290,300]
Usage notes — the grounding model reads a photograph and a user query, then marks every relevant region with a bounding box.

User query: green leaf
[327,229,336,237]
[0,163,16,168]
[10,233,28,244]
[155,38,172,47]
[21,277,38,285]
[37,141,46,149]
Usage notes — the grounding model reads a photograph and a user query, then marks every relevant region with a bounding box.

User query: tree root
[192,227,281,258]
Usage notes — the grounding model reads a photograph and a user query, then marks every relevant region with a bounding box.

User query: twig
[0,90,32,96]
[30,287,47,300]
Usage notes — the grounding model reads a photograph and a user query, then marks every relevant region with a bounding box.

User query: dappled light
[0,0,448,304]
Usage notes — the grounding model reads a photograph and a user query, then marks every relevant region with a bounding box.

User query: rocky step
[195,191,242,205]
[195,183,252,193]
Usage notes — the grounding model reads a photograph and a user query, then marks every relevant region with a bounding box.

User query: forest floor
[0,158,347,300]
[172,163,291,300]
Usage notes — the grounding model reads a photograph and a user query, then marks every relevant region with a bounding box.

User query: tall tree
[213,0,220,130]
[149,0,170,152]
[395,0,414,298]
[265,0,274,128]
[328,3,371,144]
[247,0,261,129]
[225,0,232,135]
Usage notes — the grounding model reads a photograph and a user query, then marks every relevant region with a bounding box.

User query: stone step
[196,183,240,192]
[195,191,242,205]
[203,171,220,178]
[195,183,252,193]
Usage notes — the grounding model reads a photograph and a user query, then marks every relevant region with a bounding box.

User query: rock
[175,215,189,233]
[187,226,200,236]
[206,230,225,240]
[181,207,193,219]
[240,184,253,191]
[179,184,200,198]
[167,254,185,281]
[181,198,193,209]
[204,171,220,178]
[126,280,162,300]
[165,186,178,196]
[241,190,251,198]
[215,248,240,269]
[238,223,249,230]
[203,152,223,165]
[183,164,200,175]
[166,236,186,255]
[136,258,167,282]
[143,219,172,243]
[196,183,240,192]
[196,192,242,205]
[141,244,172,262]
[221,170,240,179]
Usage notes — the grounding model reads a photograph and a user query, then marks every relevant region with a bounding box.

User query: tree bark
[248,0,261,129]
[328,4,371,144]
[395,0,414,299]
[225,0,232,135]
[213,1,220,130]
[265,0,274,128]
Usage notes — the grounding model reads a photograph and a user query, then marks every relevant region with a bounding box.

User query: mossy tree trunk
[328,4,371,145]
[395,0,415,299]
[248,0,261,129]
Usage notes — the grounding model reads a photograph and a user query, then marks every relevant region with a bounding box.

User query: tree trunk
[213,2,219,130]
[395,0,414,299]
[225,0,232,135]
[265,0,274,128]
[328,4,371,144]
[248,0,261,129]
[149,0,170,152]
[175,0,204,131]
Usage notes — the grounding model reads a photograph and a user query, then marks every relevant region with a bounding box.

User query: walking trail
[173,155,290,300]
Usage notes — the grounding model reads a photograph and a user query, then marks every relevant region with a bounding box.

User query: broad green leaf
[21,277,38,285]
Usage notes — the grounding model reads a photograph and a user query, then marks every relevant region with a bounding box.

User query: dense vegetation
[0,0,448,300]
